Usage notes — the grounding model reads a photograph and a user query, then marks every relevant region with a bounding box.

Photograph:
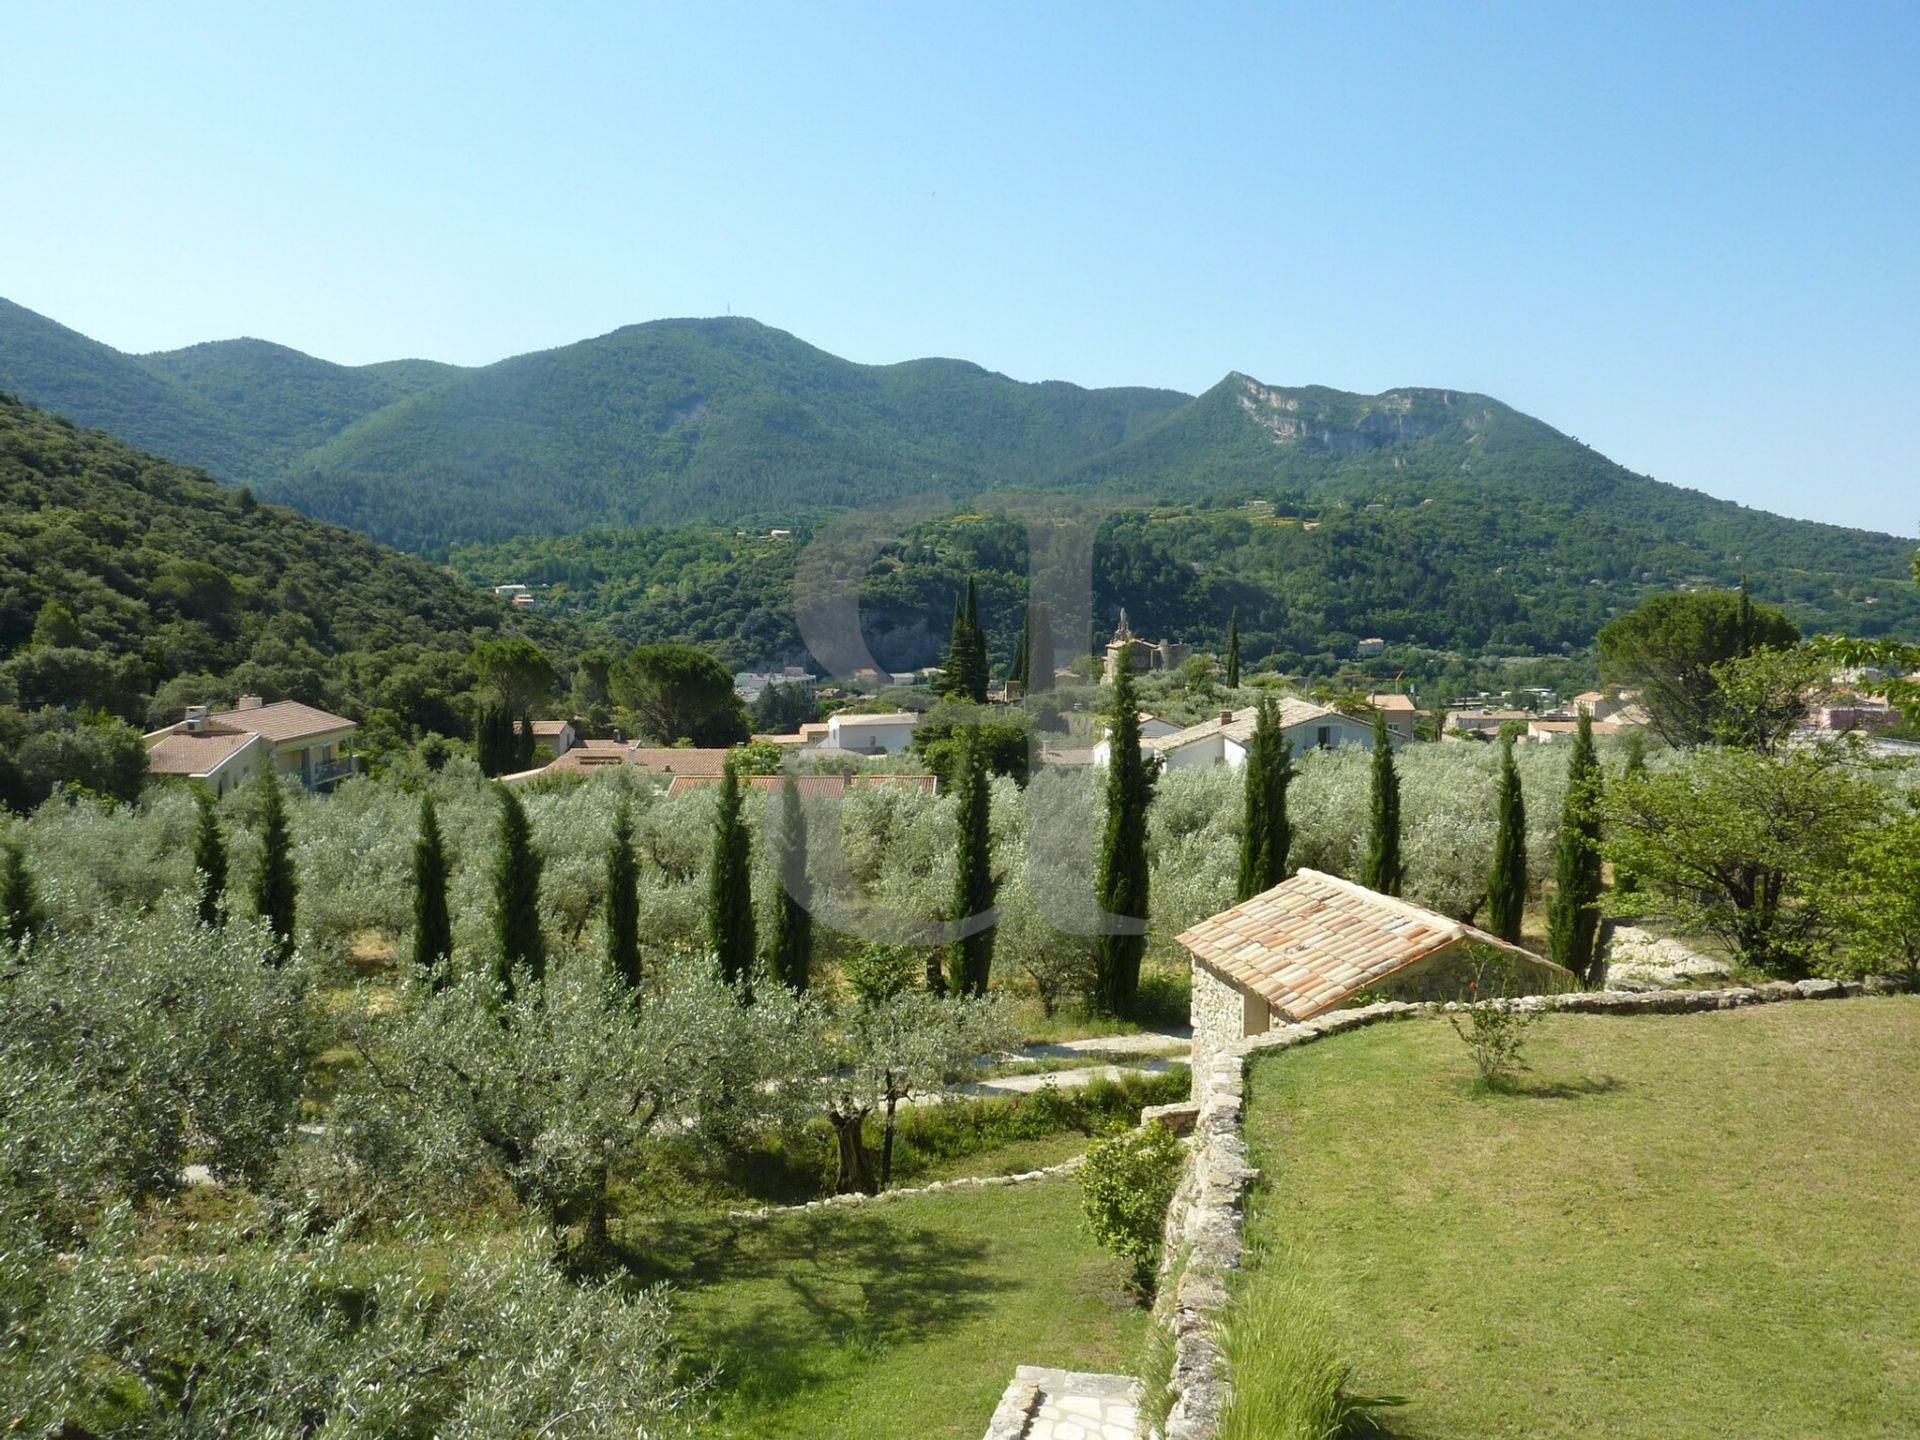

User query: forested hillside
[3,296,1912,634]
[0,393,558,738]
[452,497,1920,681]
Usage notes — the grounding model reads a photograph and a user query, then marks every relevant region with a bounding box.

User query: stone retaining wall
[1150,977,1874,1440]
[728,1155,1083,1223]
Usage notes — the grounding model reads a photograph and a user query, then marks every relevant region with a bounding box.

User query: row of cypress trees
[1357,708,1609,980]
[178,776,297,962]
[474,706,537,779]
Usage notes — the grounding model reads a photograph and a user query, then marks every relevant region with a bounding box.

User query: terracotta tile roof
[530,720,573,736]
[829,711,921,727]
[1177,869,1566,1021]
[1368,693,1418,712]
[145,727,262,777]
[204,700,355,743]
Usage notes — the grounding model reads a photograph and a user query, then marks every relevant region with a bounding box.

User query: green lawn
[1238,998,1920,1439]
[627,1177,1147,1439]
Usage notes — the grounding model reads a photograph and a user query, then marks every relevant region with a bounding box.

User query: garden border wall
[1152,976,1873,1440]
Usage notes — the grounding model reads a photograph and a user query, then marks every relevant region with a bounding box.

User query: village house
[1091,698,1393,770]
[1367,692,1420,744]
[144,697,358,795]
[1180,869,1572,1072]
[529,719,577,760]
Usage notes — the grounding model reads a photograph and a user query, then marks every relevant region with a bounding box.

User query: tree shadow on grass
[1497,1073,1625,1101]
[623,1205,1007,1412]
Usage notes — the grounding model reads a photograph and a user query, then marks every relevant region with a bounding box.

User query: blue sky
[3,3,1915,535]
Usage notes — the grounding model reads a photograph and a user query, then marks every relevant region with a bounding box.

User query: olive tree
[0,900,312,1237]
[816,989,1013,1195]
[2,1206,704,1439]
[334,954,818,1264]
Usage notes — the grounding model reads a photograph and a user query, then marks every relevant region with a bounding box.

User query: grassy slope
[628,1177,1146,1440]
[1238,1001,1920,1439]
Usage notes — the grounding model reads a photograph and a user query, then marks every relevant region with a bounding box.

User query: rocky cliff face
[1232,374,1458,451]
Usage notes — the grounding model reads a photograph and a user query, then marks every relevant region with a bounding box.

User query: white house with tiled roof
[1091,700,1389,771]
[1179,869,1570,1072]
[144,697,358,794]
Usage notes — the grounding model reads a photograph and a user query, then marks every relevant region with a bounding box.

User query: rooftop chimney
[236,694,264,711]
[184,704,210,732]
[1220,709,1235,726]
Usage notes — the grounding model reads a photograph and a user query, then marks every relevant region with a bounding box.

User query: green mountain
[0,392,553,739]
[0,297,1911,656]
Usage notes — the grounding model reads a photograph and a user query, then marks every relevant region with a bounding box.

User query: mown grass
[626,1176,1148,1440]
[1236,999,1920,1439]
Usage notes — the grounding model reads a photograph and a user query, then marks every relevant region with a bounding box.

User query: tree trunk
[880,1081,901,1191]
[832,1114,876,1195]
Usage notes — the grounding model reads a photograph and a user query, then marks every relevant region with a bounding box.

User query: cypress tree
[412,794,453,988]
[708,758,756,997]
[512,712,536,772]
[962,576,990,702]
[252,772,298,965]
[947,729,998,996]
[1009,611,1030,691]
[1095,662,1156,1015]
[475,704,508,777]
[1225,610,1241,690]
[492,785,544,999]
[1362,709,1402,895]
[1487,734,1528,943]
[940,594,971,699]
[192,789,228,927]
[1026,600,1053,694]
[1236,697,1294,901]
[2,839,45,950]
[606,796,641,993]
[1614,730,1648,896]
[765,772,811,992]
[1547,712,1605,982]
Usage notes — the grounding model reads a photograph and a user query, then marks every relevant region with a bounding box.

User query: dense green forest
[0,393,563,745]
[452,497,1920,682]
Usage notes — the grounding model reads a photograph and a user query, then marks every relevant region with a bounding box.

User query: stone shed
[1179,869,1572,1072]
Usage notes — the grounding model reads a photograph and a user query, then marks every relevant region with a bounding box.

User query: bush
[1080,1119,1186,1291]
[1443,953,1543,1090]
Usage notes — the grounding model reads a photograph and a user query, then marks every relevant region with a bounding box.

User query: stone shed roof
[1177,869,1565,1020]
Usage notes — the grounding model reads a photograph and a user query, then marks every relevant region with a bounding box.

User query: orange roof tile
[1177,869,1567,1021]
[203,700,355,743]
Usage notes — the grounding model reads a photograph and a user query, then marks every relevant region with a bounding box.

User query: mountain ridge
[0,298,1911,584]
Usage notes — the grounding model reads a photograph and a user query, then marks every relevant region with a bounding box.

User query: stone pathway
[981,1367,1139,1440]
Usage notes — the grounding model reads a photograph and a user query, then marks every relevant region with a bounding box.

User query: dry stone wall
[1151,977,1874,1440]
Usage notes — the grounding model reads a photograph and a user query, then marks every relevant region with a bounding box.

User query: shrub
[1443,954,1542,1091]
[1080,1119,1186,1291]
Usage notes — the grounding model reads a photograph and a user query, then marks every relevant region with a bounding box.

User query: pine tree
[252,773,298,964]
[605,796,641,992]
[412,794,453,987]
[492,785,545,999]
[1,839,45,950]
[1095,663,1156,1015]
[1236,697,1294,901]
[1225,609,1241,690]
[765,772,811,992]
[1547,712,1605,981]
[947,729,999,996]
[192,789,228,927]
[1026,600,1053,694]
[708,758,756,997]
[1487,734,1529,942]
[1362,709,1402,895]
